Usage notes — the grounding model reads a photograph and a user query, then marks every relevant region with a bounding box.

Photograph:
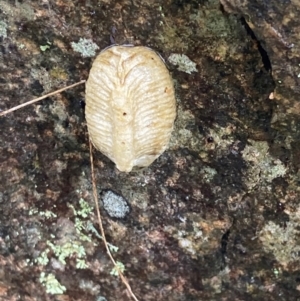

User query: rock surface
[0,0,300,300]
[220,0,300,122]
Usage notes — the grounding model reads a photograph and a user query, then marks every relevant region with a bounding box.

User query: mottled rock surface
[0,0,300,300]
[220,0,300,123]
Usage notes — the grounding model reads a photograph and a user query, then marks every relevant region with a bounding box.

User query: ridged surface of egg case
[85,45,176,172]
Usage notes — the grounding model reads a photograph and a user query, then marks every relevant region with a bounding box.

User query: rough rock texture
[1,0,300,300]
[220,0,300,122]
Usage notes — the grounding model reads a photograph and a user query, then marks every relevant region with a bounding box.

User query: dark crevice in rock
[241,17,272,71]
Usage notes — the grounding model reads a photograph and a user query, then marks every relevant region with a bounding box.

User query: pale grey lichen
[164,212,232,259]
[177,236,197,256]
[102,190,130,218]
[169,106,203,151]
[0,21,7,38]
[79,279,101,295]
[200,166,217,183]
[96,297,108,301]
[242,140,287,188]
[168,53,197,74]
[71,38,99,57]
[259,206,300,268]
[30,67,52,93]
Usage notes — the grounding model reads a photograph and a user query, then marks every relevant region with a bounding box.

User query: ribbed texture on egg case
[85,46,176,172]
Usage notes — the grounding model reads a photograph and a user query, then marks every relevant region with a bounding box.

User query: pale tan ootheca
[85,45,176,172]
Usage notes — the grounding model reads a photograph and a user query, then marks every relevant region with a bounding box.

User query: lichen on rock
[242,140,287,189]
[101,190,130,219]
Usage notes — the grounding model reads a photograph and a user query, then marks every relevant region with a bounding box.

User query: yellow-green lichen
[110,261,125,276]
[39,272,66,295]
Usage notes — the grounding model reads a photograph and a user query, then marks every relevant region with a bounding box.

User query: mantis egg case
[85,45,176,172]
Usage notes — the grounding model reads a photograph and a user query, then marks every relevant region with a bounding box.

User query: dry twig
[0,80,86,117]
[89,139,139,301]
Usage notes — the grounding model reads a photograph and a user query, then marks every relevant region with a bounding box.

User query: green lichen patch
[47,240,88,268]
[39,272,66,295]
[31,198,96,295]
[110,261,125,276]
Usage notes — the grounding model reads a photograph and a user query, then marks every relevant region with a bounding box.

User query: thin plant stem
[0,80,86,117]
[89,139,139,301]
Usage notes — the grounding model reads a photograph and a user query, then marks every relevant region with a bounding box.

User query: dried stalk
[89,139,139,301]
[0,80,86,117]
